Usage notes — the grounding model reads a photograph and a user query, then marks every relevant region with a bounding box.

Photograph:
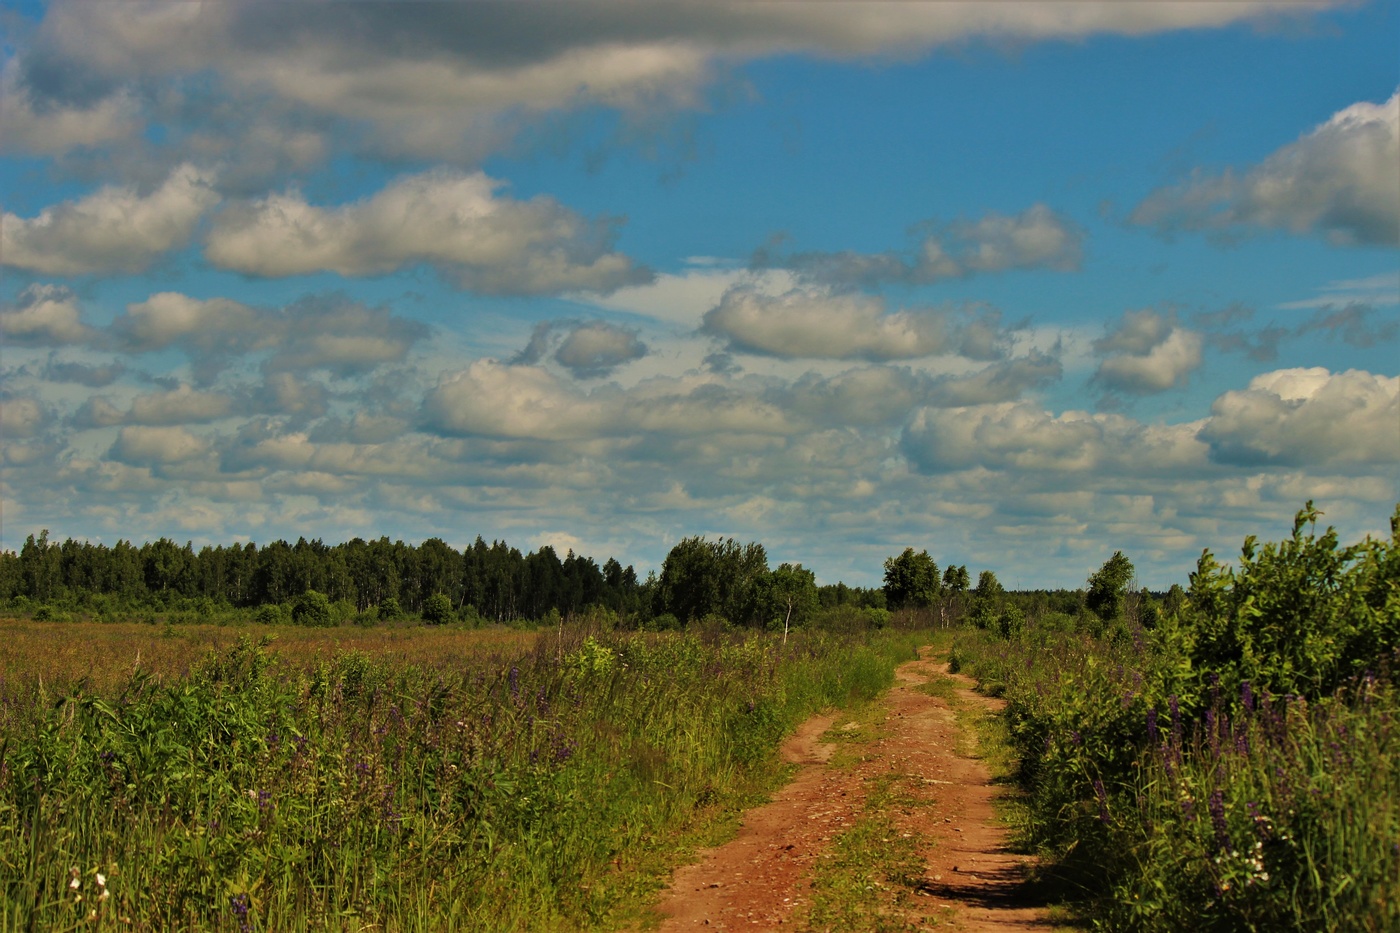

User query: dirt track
[651,648,1055,931]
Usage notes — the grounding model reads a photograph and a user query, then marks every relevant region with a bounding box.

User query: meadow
[0,617,924,931]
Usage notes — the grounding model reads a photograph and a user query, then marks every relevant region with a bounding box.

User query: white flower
[69,876,80,890]
[96,873,106,888]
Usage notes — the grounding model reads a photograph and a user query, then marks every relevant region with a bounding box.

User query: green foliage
[948,504,1400,929]
[1166,501,1400,708]
[1086,550,1135,622]
[761,562,819,638]
[881,547,940,609]
[422,592,454,625]
[377,596,402,620]
[653,536,770,625]
[290,589,332,627]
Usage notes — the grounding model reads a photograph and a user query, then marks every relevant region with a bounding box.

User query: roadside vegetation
[949,504,1400,930]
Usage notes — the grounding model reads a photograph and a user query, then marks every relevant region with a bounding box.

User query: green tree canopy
[1086,551,1135,622]
[761,563,819,642]
[883,548,940,610]
[654,537,770,625]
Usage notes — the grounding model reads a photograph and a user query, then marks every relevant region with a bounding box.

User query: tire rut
[648,647,1056,932]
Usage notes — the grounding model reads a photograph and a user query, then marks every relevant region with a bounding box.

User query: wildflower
[1208,789,1230,851]
[69,866,80,890]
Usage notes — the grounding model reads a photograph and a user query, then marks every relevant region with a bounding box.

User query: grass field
[0,617,923,931]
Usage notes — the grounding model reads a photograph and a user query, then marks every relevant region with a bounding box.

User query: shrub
[378,596,402,620]
[422,592,454,625]
[291,590,333,627]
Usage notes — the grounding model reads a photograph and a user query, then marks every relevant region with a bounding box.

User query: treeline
[0,530,888,628]
[0,531,644,622]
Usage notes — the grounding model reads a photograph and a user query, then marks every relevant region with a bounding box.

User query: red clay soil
[650,649,1055,932]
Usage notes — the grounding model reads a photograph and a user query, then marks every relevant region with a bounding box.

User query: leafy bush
[422,592,454,625]
[951,503,1400,928]
[377,596,402,620]
[290,589,332,627]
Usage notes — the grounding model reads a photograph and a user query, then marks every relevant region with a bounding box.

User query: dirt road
[650,648,1056,931]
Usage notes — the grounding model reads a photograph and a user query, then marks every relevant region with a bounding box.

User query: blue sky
[2,1,1397,588]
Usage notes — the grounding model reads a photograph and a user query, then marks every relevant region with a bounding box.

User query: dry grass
[0,618,539,696]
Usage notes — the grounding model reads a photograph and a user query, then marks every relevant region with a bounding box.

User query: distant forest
[0,531,892,626]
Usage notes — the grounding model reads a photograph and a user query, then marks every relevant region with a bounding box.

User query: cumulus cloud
[928,351,1064,406]
[0,59,139,155]
[705,288,926,359]
[902,400,1207,476]
[703,287,1014,361]
[763,204,1083,287]
[1,164,218,274]
[1092,309,1204,394]
[1198,368,1400,467]
[75,386,237,428]
[514,320,648,378]
[40,358,126,387]
[204,170,648,294]
[0,285,93,345]
[423,360,795,441]
[0,395,52,439]
[1133,90,1400,246]
[20,1,1338,160]
[111,292,428,378]
[109,425,210,465]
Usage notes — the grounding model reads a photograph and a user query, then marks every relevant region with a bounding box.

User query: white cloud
[1,164,218,274]
[204,170,648,294]
[516,320,649,378]
[79,386,237,428]
[774,204,1083,286]
[1133,90,1400,246]
[1198,367,1400,467]
[0,59,139,155]
[423,360,797,441]
[115,292,264,353]
[109,425,210,464]
[112,292,427,376]
[0,396,50,439]
[25,1,1341,159]
[703,287,958,360]
[1092,309,1204,394]
[579,266,798,327]
[902,401,1207,475]
[0,285,92,345]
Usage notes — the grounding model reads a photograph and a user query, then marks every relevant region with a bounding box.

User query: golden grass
[0,618,539,695]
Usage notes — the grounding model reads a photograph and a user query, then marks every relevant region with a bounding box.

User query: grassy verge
[0,624,926,931]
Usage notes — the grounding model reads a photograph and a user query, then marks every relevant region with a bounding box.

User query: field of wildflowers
[0,622,922,930]
[950,505,1400,929]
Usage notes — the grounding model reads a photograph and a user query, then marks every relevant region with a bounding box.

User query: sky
[1,0,1397,589]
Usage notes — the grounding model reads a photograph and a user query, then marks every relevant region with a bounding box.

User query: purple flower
[1146,708,1159,742]
[230,893,252,932]
[1241,681,1254,712]
[1208,789,1229,851]
[1093,779,1109,824]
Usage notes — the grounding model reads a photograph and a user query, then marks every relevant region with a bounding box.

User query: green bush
[290,590,333,627]
[377,596,402,620]
[422,592,453,625]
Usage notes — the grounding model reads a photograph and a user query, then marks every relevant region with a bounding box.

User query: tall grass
[0,625,922,931]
